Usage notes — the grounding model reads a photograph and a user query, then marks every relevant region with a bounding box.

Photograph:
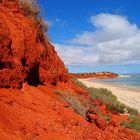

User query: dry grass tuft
[19,0,39,18]
[19,0,48,41]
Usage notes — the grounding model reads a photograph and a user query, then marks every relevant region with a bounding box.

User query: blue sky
[39,0,140,74]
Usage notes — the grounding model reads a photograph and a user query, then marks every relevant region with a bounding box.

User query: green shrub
[87,87,117,103]
[121,115,140,131]
[72,78,139,115]
[72,78,87,90]
[126,107,139,115]
[104,114,111,122]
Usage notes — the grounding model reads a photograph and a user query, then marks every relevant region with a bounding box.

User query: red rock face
[0,0,68,88]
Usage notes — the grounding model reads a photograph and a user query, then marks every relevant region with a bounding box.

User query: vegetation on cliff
[121,115,140,131]
[19,0,48,41]
[72,78,138,115]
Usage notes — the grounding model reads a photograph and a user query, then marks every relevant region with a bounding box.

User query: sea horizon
[90,73,140,89]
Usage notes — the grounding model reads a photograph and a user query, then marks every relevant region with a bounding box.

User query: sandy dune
[79,79,140,112]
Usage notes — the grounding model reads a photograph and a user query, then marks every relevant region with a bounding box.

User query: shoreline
[78,78,140,112]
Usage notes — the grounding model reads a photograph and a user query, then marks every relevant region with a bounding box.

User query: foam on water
[91,74,140,88]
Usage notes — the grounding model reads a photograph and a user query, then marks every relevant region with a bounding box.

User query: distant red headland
[70,72,118,79]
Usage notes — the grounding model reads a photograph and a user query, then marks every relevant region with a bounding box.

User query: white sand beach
[78,78,140,112]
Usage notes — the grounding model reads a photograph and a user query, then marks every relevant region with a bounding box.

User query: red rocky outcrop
[0,0,68,88]
[86,107,107,130]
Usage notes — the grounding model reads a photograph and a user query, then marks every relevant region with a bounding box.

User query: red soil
[0,0,140,139]
[1,85,140,140]
[70,72,118,79]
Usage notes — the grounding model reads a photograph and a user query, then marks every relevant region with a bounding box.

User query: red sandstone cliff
[0,0,68,88]
[0,1,140,140]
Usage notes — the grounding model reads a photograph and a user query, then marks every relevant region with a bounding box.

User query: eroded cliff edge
[0,0,68,88]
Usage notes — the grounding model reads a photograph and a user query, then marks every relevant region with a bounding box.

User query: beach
[78,78,140,112]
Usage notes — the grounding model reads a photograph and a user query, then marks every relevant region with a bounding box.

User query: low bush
[104,114,111,122]
[72,78,87,90]
[19,0,39,18]
[121,115,140,131]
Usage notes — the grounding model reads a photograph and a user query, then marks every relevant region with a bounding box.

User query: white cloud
[54,13,140,66]
[46,18,67,27]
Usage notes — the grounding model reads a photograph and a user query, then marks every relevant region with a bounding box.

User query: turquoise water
[91,74,140,88]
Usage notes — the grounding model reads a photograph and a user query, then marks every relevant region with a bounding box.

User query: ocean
[91,74,140,88]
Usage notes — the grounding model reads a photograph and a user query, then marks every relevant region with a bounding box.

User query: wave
[118,74,131,78]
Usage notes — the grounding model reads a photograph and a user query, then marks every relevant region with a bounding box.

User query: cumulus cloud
[54,13,140,66]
